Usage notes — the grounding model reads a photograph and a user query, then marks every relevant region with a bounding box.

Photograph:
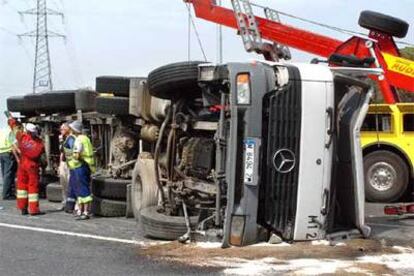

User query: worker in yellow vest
[0,122,18,200]
[68,121,96,220]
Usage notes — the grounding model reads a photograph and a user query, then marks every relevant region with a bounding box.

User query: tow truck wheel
[358,11,409,38]
[364,150,409,202]
[140,206,199,240]
[147,61,208,100]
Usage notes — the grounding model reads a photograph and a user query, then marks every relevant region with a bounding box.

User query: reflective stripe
[71,135,96,172]
[17,190,28,199]
[67,197,76,203]
[28,193,39,202]
[77,195,93,204]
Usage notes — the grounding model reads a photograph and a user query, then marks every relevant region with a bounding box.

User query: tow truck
[185,0,414,203]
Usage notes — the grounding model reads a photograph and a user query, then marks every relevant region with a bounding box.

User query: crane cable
[184,2,208,61]
[249,1,414,48]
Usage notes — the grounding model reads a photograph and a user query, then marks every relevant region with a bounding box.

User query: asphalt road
[1,179,414,275]
[0,186,220,276]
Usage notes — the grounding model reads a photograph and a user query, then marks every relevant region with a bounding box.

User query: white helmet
[26,123,39,136]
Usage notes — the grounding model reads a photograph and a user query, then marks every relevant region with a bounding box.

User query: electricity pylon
[18,0,65,93]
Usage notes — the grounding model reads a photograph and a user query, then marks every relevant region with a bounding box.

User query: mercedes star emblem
[272,149,296,174]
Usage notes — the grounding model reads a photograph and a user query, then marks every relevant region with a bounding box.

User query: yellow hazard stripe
[28,193,39,202]
[382,52,414,78]
[16,190,28,199]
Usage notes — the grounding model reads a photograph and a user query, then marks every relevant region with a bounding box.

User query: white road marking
[0,222,163,246]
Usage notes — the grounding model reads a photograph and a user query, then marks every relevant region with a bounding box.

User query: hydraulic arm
[185,0,414,103]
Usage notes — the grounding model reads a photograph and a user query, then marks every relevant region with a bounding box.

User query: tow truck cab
[198,62,372,246]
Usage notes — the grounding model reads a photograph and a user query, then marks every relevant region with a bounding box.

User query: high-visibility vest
[0,128,14,154]
[69,135,96,173]
[63,135,75,163]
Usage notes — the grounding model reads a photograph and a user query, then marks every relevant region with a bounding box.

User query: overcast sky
[0,0,413,123]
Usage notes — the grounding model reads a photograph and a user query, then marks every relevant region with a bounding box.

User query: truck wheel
[24,93,44,113]
[92,176,129,200]
[95,76,146,97]
[75,90,97,112]
[92,196,126,217]
[96,96,129,116]
[140,206,199,240]
[364,151,409,202]
[147,61,207,100]
[358,11,409,38]
[46,183,63,203]
[7,96,35,116]
[131,153,159,220]
[41,90,77,113]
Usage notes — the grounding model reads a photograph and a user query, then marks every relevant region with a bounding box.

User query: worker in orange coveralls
[8,116,45,216]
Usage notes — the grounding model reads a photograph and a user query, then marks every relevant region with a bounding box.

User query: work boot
[21,208,28,216]
[76,214,90,220]
[29,211,46,216]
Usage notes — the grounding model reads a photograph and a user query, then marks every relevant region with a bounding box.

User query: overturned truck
[135,60,374,246]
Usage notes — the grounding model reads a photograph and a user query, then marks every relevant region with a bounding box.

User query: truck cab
[137,60,374,246]
[361,103,414,202]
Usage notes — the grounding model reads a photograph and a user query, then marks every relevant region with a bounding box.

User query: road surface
[1,181,414,275]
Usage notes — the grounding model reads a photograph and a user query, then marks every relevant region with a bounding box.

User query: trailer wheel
[42,90,77,113]
[46,183,63,203]
[131,153,159,220]
[96,76,146,97]
[140,206,199,240]
[364,150,409,202]
[75,90,97,112]
[24,93,44,113]
[7,96,35,116]
[92,196,127,217]
[92,176,129,200]
[147,61,208,100]
[96,96,130,116]
[358,11,409,38]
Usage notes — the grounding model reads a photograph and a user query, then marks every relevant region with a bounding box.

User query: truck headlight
[199,65,216,81]
[237,73,251,105]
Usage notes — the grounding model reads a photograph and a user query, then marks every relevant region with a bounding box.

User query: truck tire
[75,90,97,112]
[96,96,129,116]
[131,153,159,220]
[7,96,35,116]
[92,176,129,200]
[364,150,409,202]
[125,184,134,218]
[358,11,409,38]
[147,61,207,100]
[46,183,63,203]
[42,90,77,113]
[24,93,44,113]
[92,196,127,217]
[95,76,132,97]
[140,206,199,240]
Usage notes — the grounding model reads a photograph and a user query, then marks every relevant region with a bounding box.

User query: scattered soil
[140,239,399,262]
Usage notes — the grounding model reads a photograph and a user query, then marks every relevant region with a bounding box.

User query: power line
[184,2,208,61]
[249,1,414,48]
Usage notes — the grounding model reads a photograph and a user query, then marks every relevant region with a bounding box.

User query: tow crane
[185,0,413,104]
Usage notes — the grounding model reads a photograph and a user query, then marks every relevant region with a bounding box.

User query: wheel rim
[367,162,397,192]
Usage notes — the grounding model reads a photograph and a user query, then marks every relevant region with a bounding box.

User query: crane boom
[185,0,414,103]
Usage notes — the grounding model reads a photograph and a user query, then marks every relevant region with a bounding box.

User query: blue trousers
[66,164,91,211]
[0,153,17,199]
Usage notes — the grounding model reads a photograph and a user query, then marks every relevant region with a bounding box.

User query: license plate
[244,139,256,184]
